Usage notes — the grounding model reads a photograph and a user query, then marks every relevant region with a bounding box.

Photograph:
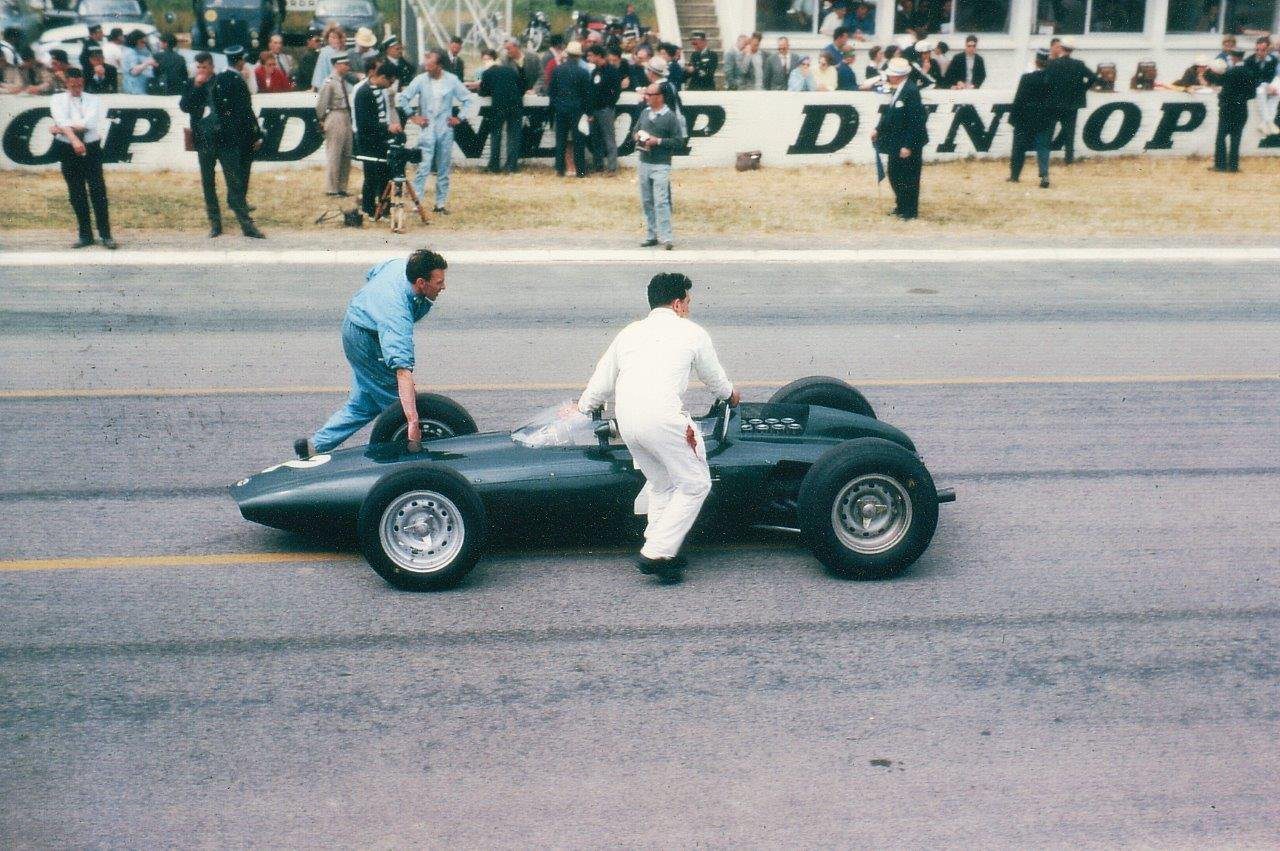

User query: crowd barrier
[3,89,1277,171]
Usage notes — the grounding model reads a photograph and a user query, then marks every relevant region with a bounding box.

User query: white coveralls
[579,307,734,560]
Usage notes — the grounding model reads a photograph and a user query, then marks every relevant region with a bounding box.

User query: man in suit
[548,40,590,177]
[1008,48,1053,188]
[179,48,265,239]
[871,57,928,220]
[942,34,985,89]
[1044,37,1096,165]
[1206,58,1254,173]
[442,36,465,80]
[683,30,717,91]
[478,47,525,173]
[764,37,800,90]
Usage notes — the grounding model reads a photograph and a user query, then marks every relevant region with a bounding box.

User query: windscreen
[78,0,143,15]
[314,0,373,15]
[511,403,596,448]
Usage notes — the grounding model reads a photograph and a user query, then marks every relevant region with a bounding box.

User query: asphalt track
[2,258,1278,846]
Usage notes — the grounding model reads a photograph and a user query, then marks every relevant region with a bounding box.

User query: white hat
[354,27,377,49]
[885,57,911,77]
[1208,58,1228,74]
[1060,36,1077,51]
[915,39,933,52]
[565,39,583,56]
[645,55,669,76]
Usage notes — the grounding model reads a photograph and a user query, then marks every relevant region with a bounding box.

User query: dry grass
[5,156,1279,240]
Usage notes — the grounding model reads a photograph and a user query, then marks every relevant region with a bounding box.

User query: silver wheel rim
[831,474,912,554]
[379,490,465,573]
[391,418,455,442]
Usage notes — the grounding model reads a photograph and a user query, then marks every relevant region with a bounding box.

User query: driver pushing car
[577,272,740,584]
[295,249,448,459]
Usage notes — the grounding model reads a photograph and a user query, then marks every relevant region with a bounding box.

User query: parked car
[192,0,269,52]
[35,19,158,65]
[308,0,381,37]
[44,0,151,30]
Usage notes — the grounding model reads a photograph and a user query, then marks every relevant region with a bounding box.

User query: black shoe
[556,171,566,177]
[575,172,587,178]
[885,208,900,216]
[325,191,342,196]
[432,207,449,214]
[293,437,314,459]
[101,237,119,250]
[639,238,659,247]
[1006,176,1019,183]
[1039,178,1050,189]
[241,223,266,239]
[663,242,674,251]
[72,236,94,248]
[209,223,223,238]
[636,554,685,583]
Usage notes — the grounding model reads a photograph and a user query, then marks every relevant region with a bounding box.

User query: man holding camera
[180,49,265,239]
[297,251,449,458]
[352,59,403,218]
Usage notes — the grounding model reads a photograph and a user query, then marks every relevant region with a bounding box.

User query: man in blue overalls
[296,249,448,457]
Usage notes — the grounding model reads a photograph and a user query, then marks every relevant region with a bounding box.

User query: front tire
[798,438,938,580]
[357,466,487,591]
[768,376,876,419]
[369,392,478,445]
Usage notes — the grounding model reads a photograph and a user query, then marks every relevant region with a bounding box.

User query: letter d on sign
[787,105,859,155]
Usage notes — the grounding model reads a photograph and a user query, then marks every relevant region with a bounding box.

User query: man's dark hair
[194,51,213,64]
[481,47,497,60]
[965,34,977,44]
[407,249,448,282]
[648,273,692,308]
[548,34,565,48]
[367,58,392,79]
[109,27,124,39]
[64,66,83,78]
[88,23,103,34]
[161,32,177,48]
[450,35,462,45]
[49,48,68,64]
[19,46,35,62]
[587,44,606,58]
[834,26,850,40]
[1259,36,1272,45]
[607,44,622,57]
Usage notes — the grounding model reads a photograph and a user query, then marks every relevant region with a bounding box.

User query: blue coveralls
[311,258,433,452]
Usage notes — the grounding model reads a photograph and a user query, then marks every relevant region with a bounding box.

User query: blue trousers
[638,161,672,242]
[413,131,454,209]
[312,318,399,452]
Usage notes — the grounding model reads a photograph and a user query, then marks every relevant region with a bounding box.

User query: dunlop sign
[3,90,1277,171]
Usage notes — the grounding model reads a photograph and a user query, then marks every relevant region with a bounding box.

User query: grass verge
[4,156,1279,240]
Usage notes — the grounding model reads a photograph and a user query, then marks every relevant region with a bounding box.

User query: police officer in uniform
[179,48,265,238]
[872,57,929,220]
[683,31,718,91]
[1206,57,1254,173]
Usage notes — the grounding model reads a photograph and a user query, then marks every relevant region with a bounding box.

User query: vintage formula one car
[232,376,955,591]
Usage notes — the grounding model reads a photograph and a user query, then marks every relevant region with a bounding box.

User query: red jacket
[255,65,294,93]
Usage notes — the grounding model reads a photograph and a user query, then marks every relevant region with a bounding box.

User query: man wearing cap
[910,39,941,88]
[354,27,379,67]
[548,40,590,177]
[180,50,266,238]
[401,48,476,212]
[82,46,118,94]
[1044,37,1096,165]
[298,249,450,458]
[49,68,117,249]
[942,34,985,89]
[577,272,740,584]
[871,56,928,220]
[316,50,354,196]
[633,83,684,248]
[683,31,717,91]
[1206,57,1254,172]
[381,36,415,89]
[1008,48,1053,189]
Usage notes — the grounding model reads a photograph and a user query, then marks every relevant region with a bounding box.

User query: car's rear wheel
[768,376,876,419]
[369,392,478,445]
[357,466,487,591]
[797,438,937,580]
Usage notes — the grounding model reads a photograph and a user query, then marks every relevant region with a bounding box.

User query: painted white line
[3,247,1280,267]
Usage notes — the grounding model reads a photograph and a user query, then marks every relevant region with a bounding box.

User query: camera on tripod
[385,139,423,181]
[369,138,429,234]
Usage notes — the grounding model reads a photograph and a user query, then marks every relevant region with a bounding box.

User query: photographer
[352,59,403,218]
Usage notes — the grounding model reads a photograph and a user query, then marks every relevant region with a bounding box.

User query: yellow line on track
[0,552,352,573]
[1,373,1277,400]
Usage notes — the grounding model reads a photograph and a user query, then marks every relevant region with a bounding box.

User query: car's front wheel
[369,392,478,445]
[797,438,938,580]
[357,466,487,591]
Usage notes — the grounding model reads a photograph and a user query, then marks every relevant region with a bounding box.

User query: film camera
[372,139,428,233]
[385,139,423,179]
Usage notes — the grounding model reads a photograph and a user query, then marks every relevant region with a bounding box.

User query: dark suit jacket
[479,62,524,112]
[84,63,118,94]
[587,62,622,110]
[548,60,590,116]
[441,52,464,81]
[1045,56,1097,110]
[1218,65,1257,123]
[942,52,985,88]
[764,52,800,90]
[875,79,929,152]
[351,80,392,157]
[179,70,260,149]
[1009,68,1053,132]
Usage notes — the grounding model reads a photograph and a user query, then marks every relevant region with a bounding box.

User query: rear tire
[798,438,937,580]
[369,392,478,445]
[768,376,876,419]
[357,465,487,591]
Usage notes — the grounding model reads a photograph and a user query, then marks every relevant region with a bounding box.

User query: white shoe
[1269,122,1280,136]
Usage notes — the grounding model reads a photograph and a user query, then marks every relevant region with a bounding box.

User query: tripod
[374,172,429,234]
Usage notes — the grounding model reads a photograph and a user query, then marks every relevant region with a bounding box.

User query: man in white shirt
[103,28,125,71]
[578,273,740,583]
[49,68,117,249]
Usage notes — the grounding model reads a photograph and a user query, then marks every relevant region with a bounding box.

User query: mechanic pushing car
[295,249,448,458]
[578,272,740,584]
